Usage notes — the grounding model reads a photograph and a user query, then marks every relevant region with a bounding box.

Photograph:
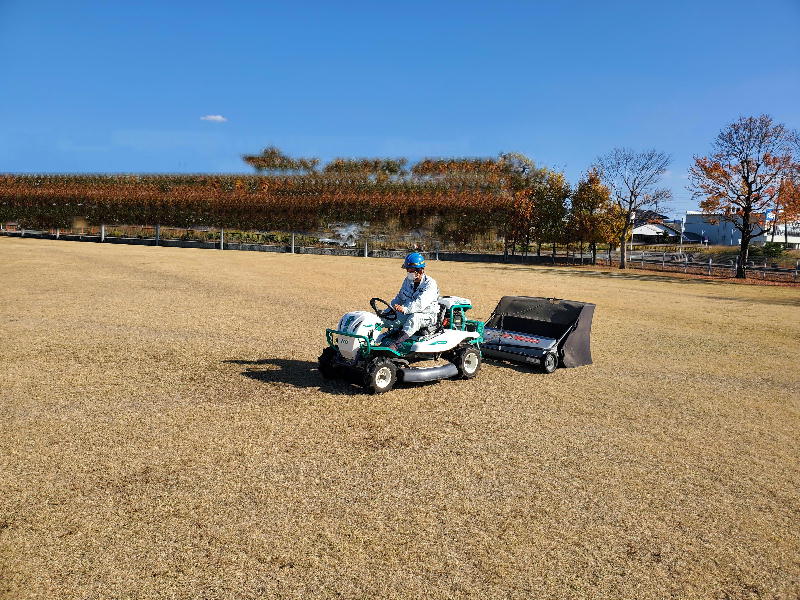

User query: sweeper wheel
[542,351,558,374]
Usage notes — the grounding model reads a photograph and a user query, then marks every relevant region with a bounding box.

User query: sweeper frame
[481,295,595,373]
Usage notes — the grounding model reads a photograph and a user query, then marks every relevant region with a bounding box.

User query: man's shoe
[378,331,397,347]
[387,333,410,351]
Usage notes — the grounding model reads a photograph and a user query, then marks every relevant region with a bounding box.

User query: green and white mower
[319,296,484,394]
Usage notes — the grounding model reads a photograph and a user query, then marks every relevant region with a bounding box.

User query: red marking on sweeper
[501,333,540,344]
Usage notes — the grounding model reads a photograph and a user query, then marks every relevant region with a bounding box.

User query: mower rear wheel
[364,358,397,394]
[453,345,481,379]
[542,351,558,374]
[318,347,339,379]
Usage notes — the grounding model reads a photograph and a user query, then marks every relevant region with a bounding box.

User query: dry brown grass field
[1,237,799,600]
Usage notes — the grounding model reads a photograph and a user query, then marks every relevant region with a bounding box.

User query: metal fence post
[220,228,224,250]
[291,233,295,254]
[155,224,160,246]
[684,255,688,274]
[56,228,60,239]
[101,224,105,242]
[708,258,712,276]
[364,237,368,258]
[763,260,767,279]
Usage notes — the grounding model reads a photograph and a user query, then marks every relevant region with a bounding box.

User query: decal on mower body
[338,335,362,361]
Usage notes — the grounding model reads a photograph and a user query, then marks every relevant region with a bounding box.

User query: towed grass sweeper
[481,295,595,373]
[319,296,484,393]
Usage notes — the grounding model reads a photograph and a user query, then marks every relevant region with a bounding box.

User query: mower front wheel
[453,345,481,379]
[364,358,397,394]
[318,347,340,379]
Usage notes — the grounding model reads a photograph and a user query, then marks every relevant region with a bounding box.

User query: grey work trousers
[396,311,437,336]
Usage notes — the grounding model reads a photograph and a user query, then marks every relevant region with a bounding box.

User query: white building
[766,223,800,249]
[682,211,800,248]
[631,222,679,243]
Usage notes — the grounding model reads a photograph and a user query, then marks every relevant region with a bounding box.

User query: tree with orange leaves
[567,169,614,264]
[772,165,800,246]
[689,115,797,278]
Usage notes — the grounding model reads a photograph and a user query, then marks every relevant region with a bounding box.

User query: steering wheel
[370,297,398,321]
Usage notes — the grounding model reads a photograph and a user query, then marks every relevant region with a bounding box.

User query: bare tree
[595,148,672,268]
[688,115,796,278]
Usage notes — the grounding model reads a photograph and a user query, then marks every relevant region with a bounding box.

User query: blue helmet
[402,252,426,269]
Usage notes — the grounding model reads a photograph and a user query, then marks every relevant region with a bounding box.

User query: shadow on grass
[483,357,545,375]
[224,358,359,395]
[225,358,450,394]
[485,265,800,306]
[487,264,731,286]
[700,293,800,308]
[490,263,799,289]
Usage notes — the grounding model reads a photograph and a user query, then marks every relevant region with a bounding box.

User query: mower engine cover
[335,311,382,360]
[437,295,471,309]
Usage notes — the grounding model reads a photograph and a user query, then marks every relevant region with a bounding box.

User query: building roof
[633,210,669,226]
[681,231,703,242]
[685,211,767,219]
[632,222,676,236]
[633,221,703,242]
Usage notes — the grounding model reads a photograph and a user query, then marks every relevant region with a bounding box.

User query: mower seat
[436,302,448,327]
[414,304,447,339]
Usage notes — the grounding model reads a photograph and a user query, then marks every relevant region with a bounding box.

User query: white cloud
[200,115,227,122]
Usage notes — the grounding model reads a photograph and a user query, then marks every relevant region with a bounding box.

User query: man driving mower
[383,252,440,350]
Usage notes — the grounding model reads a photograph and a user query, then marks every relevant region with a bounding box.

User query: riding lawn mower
[319,296,484,394]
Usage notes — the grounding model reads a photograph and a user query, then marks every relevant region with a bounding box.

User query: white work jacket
[391,274,440,317]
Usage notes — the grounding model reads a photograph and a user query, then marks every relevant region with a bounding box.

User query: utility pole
[629,211,636,258]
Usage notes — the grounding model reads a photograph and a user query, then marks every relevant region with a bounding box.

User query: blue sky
[1,0,799,216]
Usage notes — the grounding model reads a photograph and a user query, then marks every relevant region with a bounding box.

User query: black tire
[318,347,339,379]
[364,358,397,394]
[453,345,481,379]
[542,351,558,374]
